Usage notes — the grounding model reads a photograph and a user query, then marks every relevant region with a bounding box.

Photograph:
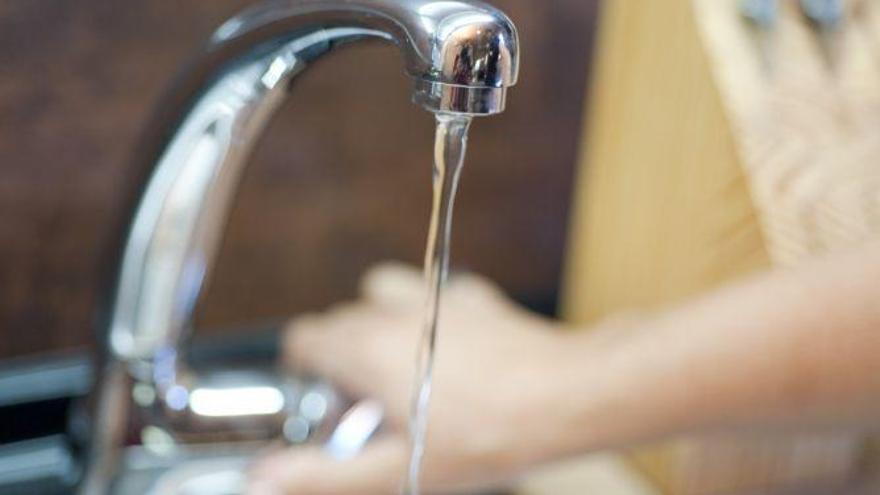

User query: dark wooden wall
[0,1,598,358]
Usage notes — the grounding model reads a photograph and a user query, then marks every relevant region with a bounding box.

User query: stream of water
[402,113,473,495]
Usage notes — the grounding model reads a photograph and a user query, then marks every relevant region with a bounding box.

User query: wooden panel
[563,0,879,493]
[563,0,768,323]
[0,1,599,358]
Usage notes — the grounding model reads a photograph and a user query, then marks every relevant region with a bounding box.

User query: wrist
[496,330,605,466]
[539,332,615,458]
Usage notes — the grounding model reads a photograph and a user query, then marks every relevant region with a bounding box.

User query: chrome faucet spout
[111,0,519,370]
[81,1,518,493]
[208,0,519,114]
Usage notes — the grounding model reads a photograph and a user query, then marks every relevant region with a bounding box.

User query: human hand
[247,263,573,494]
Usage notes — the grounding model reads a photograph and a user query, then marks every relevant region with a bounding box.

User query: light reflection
[417,1,466,17]
[325,400,384,460]
[142,426,177,457]
[132,383,156,407]
[164,384,189,411]
[189,386,285,417]
[283,416,311,444]
[300,390,329,422]
[261,55,292,89]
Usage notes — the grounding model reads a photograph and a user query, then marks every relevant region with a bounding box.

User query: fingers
[281,308,374,385]
[246,436,407,495]
[445,271,507,306]
[282,305,419,403]
[360,261,508,309]
[360,261,425,307]
[280,261,510,397]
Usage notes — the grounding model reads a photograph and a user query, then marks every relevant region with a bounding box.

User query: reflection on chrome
[299,390,330,422]
[189,387,286,418]
[325,400,385,460]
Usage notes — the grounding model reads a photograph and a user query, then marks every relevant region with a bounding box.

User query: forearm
[546,242,880,458]
[260,255,880,491]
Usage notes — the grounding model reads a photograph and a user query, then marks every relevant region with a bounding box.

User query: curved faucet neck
[210,0,519,86]
[84,1,518,493]
[108,0,518,375]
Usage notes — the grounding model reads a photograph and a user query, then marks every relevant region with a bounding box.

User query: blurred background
[0,0,597,358]
[3,0,880,494]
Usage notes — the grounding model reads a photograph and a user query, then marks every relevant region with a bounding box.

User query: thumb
[247,436,407,495]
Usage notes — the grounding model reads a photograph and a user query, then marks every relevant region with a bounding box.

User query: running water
[402,113,472,495]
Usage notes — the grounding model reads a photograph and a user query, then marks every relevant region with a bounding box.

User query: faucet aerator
[414,80,507,116]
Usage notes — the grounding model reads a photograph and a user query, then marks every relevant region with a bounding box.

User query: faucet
[79,1,518,493]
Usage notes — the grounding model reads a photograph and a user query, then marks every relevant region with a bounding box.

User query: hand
[247,263,573,494]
